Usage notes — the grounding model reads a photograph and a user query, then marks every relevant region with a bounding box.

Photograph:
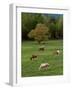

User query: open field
[21,40,63,77]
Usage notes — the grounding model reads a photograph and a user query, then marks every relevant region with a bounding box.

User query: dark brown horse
[30,55,37,60]
[39,46,45,51]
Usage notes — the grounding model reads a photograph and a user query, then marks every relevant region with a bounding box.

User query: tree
[48,15,63,39]
[21,13,44,41]
[55,15,63,39]
[28,23,49,44]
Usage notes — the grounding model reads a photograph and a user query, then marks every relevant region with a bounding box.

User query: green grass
[21,40,63,77]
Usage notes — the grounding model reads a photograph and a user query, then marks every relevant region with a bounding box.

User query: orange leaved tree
[28,23,49,44]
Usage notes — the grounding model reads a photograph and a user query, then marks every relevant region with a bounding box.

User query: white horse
[39,63,49,70]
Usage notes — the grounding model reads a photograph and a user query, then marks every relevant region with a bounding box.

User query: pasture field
[21,40,63,77]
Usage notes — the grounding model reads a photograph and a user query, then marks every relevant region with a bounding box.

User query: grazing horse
[39,45,45,51]
[30,54,37,61]
[55,50,60,55]
[39,63,49,70]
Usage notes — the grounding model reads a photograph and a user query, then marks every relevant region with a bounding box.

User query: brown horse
[39,45,45,51]
[30,54,38,61]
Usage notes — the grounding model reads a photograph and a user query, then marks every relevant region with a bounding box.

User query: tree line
[21,13,63,41]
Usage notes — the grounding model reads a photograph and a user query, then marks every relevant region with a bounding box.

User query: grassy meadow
[21,40,63,77]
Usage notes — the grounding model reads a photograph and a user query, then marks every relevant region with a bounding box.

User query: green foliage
[21,13,63,41]
[21,13,44,40]
[48,15,63,39]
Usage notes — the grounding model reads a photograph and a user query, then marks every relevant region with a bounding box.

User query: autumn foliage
[28,23,49,44]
